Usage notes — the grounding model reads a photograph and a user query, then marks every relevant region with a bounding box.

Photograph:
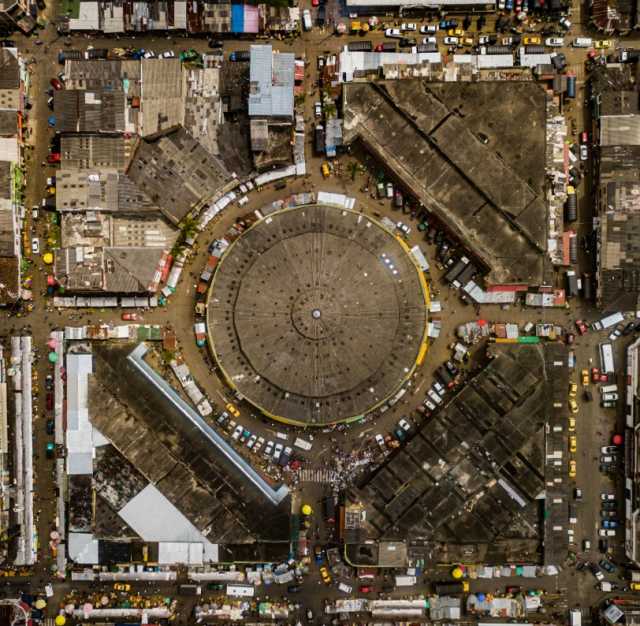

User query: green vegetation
[61,0,81,18]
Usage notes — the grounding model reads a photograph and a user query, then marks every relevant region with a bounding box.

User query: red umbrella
[613,434,624,446]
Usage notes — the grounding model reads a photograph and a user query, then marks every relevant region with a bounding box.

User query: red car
[575,319,588,335]
[311,0,319,5]
[47,153,60,164]
[359,585,373,593]
[46,392,53,411]
[375,43,384,52]
[592,367,600,383]
[121,312,140,321]
[581,131,589,144]
[50,78,62,90]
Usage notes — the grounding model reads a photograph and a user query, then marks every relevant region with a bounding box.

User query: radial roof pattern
[207,205,428,425]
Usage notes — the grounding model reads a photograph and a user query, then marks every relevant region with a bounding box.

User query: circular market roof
[207,205,428,426]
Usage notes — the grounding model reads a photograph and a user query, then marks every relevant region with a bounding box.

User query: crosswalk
[298,468,339,483]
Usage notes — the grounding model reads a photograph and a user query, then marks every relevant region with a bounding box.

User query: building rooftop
[61,135,128,170]
[86,343,291,548]
[127,126,234,224]
[207,205,428,426]
[343,81,548,284]
[0,49,19,90]
[351,345,554,558]
[248,45,294,118]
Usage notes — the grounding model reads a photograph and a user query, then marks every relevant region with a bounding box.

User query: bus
[600,342,615,374]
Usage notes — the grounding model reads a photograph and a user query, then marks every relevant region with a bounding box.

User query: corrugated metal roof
[518,49,552,67]
[339,48,442,82]
[601,114,640,146]
[69,1,100,30]
[248,45,294,117]
[347,0,488,5]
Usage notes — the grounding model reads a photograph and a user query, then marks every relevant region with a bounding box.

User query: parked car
[375,434,386,450]
[575,319,588,335]
[401,22,417,31]
[444,36,459,45]
[385,28,402,37]
[121,312,140,321]
[601,493,616,501]
[253,436,265,453]
[50,77,63,90]
[264,440,274,457]
[273,442,284,461]
[246,434,257,449]
[231,425,243,441]
[545,37,564,47]
[420,24,438,33]
[31,237,39,254]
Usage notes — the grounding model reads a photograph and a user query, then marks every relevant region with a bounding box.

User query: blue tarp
[47,116,56,127]
[231,4,244,33]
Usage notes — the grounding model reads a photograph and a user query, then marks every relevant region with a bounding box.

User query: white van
[338,582,353,594]
[600,384,618,394]
[573,37,592,47]
[602,392,619,402]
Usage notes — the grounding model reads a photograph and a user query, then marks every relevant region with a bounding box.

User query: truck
[194,322,206,347]
[444,256,469,284]
[594,312,624,331]
[570,608,582,626]
[565,186,577,221]
[395,575,417,587]
[409,245,430,272]
[58,49,82,64]
[229,50,251,62]
[565,270,579,297]
[302,9,312,31]
[600,342,615,374]
[314,124,325,155]
[294,437,313,451]
[582,273,593,301]
[348,40,373,51]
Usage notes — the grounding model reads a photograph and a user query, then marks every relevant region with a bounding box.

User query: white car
[433,381,445,394]
[264,440,274,457]
[545,37,564,47]
[273,442,284,461]
[31,206,38,220]
[231,424,243,441]
[422,36,437,44]
[162,50,175,58]
[580,144,588,161]
[314,101,322,117]
[559,16,572,29]
[601,493,616,501]
[143,50,156,59]
[478,35,489,44]
[31,237,39,254]
[424,398,436,411]
[401,22,417,31]
[253,436,265,453]
[599,529,616,537]
[444,36,459,45]
[375,434,386,450]
[396,221,411,236]
[398,418,411,432]
[385,28,402,38]
[246,434,257,449]
[420,24,438,33]
[428,388,442,405]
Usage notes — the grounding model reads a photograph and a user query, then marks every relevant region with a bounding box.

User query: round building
[207,205,429,426]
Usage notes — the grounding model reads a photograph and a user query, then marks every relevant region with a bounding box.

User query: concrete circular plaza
[207,205,429,426]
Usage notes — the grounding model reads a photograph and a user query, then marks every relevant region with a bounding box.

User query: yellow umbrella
[55,615,66,626]
[43,252,54,265]
[451,566,463,579]
[301,504,312,516]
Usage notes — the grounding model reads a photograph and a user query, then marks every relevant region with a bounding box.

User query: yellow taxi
[463,37,474,46]
[581,369,589,386]
[523,35,541,45]
[320,566,332,584]
[569,435,577,453]
[569,382,578,398]
[447,28,464,37]
[321,162,330,178]
[569,459,577,478]
[631,582,640,591]
[568,417,576,432]
[595,40,611,49]
[114,583,131,591]
[225,403,240,418]
[569,398,578,414]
